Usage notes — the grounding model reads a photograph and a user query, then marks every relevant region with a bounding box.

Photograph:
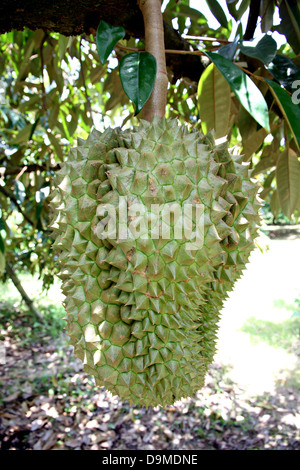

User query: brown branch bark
[0,0,203,84]
[138,0,168,121]
[116,42,220,56]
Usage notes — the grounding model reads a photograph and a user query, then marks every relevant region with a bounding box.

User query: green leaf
[276,148,300,218]
[268,55,300,93]
[15,35,35,84]
[279,0,300,54]
[238,105,257,142]
[58,35,70,61]
[96,20,125,65]
[242,127,268,160]
[205,51,270,131]
[0,250,5,274]
[270,190,280,218]
[8,124,32,145]
[46,60,64,94]
[197,63,231,138]
[252,156,276,175]
[226,0,249,21]
[18,95,41,113]
[0,233,4,254]
[176,0,190,34]
[36,200,43,231]
[218,37,238,61]
[59,110,71,141]
[48,133,64,161]
[239,34,277,65]
[119,52,157,116]
[251,138,280,176]
[260,169,276,200]
[206,0,228,28]
[235,21,244,41]
[175,4,207,23]
[48,101,60,129]
[265,79,300,153]
[260,0,275,33]
[252,144,277,175]
[32,29,45,48]
[29,116,40,141]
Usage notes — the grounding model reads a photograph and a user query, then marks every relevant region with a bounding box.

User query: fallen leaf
[65,438,82,448]
[42,433,58,450]
[2,391,20,402]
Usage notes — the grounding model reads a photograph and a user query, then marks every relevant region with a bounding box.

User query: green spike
[133,273,148,293]
[116,271,133,292]
[105,246,128,269]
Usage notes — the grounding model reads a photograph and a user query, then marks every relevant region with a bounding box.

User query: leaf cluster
[0,0,300,289]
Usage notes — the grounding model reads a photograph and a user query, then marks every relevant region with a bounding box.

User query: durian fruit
[50,116,261,407]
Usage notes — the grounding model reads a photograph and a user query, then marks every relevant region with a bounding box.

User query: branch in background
[182,35,230,43]
[244,0,261,40]
[79,38,93,121]
[0,185,35,227]
[4,163,61,175]
[5,262,44,321]
[138,0,168,121]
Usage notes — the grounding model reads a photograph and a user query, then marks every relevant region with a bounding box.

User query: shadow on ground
[0,301,299,450]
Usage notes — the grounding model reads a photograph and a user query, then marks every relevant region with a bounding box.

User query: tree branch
[116,42,219,56]
[244,0,261,40]
[0,0,203,84]
[0,185,35,227]
[138,0,168,121]
[5,262,44,321]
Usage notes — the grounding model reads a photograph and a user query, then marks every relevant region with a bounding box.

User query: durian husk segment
[49,117,261,407]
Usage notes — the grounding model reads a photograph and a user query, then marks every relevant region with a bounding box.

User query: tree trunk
[5,262,44,322]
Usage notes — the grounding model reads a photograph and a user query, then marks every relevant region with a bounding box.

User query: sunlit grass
[241,316,300,354]
[241,294,300,354]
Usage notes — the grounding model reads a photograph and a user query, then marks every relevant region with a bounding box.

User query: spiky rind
[50,117,261,407]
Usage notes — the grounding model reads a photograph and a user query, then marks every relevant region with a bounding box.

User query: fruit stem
[138,0,168,121]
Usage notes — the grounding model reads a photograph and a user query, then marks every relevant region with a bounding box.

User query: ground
[0,231,299,450]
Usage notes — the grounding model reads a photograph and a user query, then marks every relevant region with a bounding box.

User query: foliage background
[0,0,300,291]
